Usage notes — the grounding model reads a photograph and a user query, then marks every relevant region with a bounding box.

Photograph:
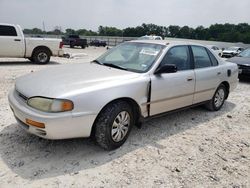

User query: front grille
[238,64,250,70]
[16,90,28,102]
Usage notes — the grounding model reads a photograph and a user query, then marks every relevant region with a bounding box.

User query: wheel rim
[111,111,130,142]
[37,52,48,63]
[214,88,225,108]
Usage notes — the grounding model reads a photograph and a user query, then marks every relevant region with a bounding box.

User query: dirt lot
[0,47,249,188]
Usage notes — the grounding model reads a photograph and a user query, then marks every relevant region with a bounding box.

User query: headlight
[27,97,74,112]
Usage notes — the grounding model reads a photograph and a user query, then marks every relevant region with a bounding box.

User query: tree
[168,25,180,37]
[23,23,250,44]
[65,28,76,35]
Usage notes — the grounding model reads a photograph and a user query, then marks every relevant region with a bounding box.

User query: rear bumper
[52,49,64,57]
[57,49,64,57]
[8,89,96,139]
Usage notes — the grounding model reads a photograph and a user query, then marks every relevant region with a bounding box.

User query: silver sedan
[8,40,238,150]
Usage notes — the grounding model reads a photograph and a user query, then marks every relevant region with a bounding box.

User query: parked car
[207,45,223,57]
[89,40,107,47]
[222,47,244,58]
[9,41,238,150]
[227,48,250,79]
[62,35,88,48]
[138,35,163,40]
[0,23,64,64]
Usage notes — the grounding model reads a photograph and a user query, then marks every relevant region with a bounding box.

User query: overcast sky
[0,0,250,31]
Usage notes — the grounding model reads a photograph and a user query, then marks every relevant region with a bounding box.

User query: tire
[81,45,86,49]
[70,42,74,48]
[94,101,134,150]
[205,84,227,111]
[32,48,51,64]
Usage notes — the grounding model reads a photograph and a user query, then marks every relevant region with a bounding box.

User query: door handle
[187,77,194,81]
[14,39,21,42]
[217,72,221,75]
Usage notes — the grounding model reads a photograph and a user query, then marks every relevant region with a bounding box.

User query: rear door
[150,45,195,115]
[0,25,24,57]
[191,45,222,104]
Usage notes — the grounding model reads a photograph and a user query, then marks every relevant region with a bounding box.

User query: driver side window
[160,46,191,71]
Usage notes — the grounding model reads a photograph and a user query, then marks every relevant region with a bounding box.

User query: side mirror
[154,64,177,74]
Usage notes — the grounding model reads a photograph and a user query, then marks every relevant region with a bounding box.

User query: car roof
[129,40,206,47]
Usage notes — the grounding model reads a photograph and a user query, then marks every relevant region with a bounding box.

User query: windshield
[96,42,165,73]
[227,47,239,50]
[238,49,250,57]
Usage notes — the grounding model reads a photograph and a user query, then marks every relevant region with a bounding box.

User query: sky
[0,0,250,31]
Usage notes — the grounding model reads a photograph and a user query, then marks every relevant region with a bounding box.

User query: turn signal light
[26,119,45,129]
[62,101,74,111]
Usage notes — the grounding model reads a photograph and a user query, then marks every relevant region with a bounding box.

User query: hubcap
[111,111,130,142]
[37,52,48,63]
[214,88,225,108]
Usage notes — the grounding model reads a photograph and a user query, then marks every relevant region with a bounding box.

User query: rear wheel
[94,101,134,150]
[32,49,51,64]
[205,84,227,111]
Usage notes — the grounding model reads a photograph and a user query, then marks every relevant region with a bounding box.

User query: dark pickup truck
[62,35,88,48]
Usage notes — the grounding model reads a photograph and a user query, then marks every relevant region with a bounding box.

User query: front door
[150,45,195,116]
[0,25,24,57]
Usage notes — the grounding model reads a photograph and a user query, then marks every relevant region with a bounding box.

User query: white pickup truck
[0,23,64,64]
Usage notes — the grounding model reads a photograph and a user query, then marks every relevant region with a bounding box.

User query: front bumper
[238,65,250,76]
[8,89,97,139]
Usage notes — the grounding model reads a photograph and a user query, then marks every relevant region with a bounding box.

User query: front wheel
[205,84,227,111]
[94,101,134,150]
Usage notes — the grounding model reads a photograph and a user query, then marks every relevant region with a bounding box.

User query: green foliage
[23,23,250,44]
[98,26,123,36]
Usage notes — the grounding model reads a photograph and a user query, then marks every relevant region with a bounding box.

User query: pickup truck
[0,23,64,64]
[62,35,88,48]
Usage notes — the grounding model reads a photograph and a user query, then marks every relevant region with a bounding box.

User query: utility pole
[42,21,46,32]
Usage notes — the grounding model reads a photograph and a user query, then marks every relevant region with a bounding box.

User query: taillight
[59,41,63,49]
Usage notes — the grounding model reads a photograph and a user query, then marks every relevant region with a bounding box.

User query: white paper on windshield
[139,49,159,56]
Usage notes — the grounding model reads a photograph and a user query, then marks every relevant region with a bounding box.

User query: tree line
[23,23,250,44]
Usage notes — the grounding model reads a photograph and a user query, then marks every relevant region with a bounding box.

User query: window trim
[205,48,219,67]
[158,45,193,72]
[190,45,213,69]
[0,25,18,37]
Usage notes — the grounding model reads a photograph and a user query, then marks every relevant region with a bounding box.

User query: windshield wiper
[91,59,102,65]
[103,63,127,71]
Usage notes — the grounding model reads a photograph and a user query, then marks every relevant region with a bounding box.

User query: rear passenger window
[191,46,212,68]
[161,46,191,71]
[207,49,218,66]
[0,25,17,36]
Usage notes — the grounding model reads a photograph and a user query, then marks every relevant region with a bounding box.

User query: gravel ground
[0,47,249,188]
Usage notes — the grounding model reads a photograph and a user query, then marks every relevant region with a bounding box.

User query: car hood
[227,56,250,65]
[15,63,140,98]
